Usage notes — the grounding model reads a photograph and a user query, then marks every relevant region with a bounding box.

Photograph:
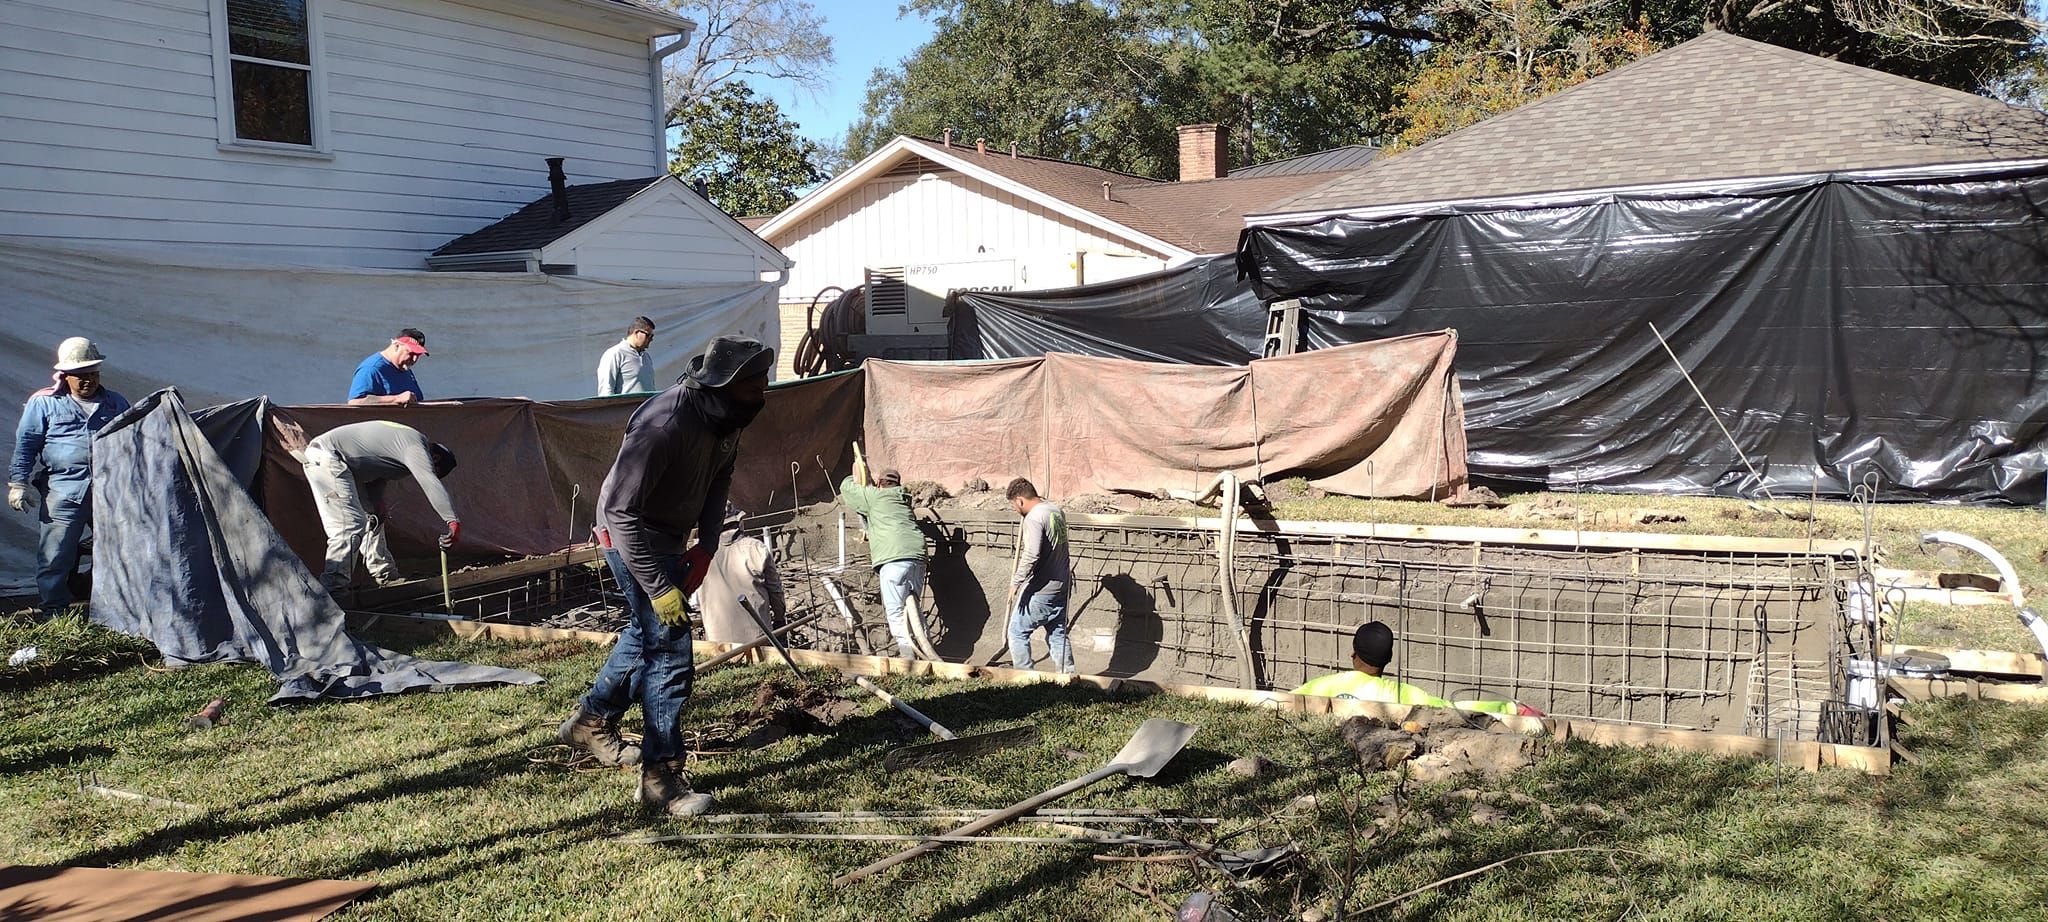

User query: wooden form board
[361,613,1890,775]
[927,508,1869,557]
[1880,645,2046,678]
[1885,675,2048,704]
[350,545,605,609]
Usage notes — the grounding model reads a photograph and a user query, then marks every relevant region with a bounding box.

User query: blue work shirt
[348,353,423,402]
[10,386,131,494]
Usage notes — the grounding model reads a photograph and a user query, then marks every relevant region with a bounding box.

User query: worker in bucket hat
[9,337,130,616]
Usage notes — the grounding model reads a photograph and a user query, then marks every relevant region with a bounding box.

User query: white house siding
[0,0,665,269]
[557,204,778,286]
[772,169,1169,304]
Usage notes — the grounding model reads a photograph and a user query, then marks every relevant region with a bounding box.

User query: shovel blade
[1111,718,1197,778]
[883,725,1041,773]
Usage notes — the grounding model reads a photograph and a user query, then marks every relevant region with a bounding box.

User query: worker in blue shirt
[348,328,428,406]
[8,337,130,615]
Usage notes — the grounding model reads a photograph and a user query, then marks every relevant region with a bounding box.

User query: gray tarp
[90,388,540,703]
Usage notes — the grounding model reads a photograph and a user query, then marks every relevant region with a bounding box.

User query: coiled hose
[793,285,866,378]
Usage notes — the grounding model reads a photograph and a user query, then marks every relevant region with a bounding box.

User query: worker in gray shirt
[596,316,656,396]
[300,420,460,591]
[1005,477,1074,673]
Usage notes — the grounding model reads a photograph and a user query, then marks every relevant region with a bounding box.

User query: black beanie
[1352,621,1394,669]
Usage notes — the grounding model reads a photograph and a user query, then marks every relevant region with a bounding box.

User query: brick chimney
[1177,124,1227,182]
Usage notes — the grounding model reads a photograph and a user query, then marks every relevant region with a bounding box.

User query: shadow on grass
[54,727,547,871]
[0,742,114,778]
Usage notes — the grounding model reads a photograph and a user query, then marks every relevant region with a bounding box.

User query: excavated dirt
[1337,713,1543,781]
[726,679,862,748]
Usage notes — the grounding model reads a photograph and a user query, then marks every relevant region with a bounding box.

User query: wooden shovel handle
[854,676,955,741]
[697,611,822,672]
[832,764,1124,885]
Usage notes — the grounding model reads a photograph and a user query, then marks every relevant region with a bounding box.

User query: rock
[1226,755,1271,778]
[1405,752,1462,784]
[1469,803,1509,826]
[1339,720,1422,770]
[1301,908,1328,922]
[960,477,989,493]
[1441,485,1504,508]
[1284,794,1319,817]
[1428,728,1542,777]
[1058,747,1089,762]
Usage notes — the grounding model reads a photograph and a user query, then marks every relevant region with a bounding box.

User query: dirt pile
[729,679,862,748]
[1500,496,1688,527]
[1337,709,1543,782]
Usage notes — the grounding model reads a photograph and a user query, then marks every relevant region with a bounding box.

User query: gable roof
[1262,31,2048,217]
[431,175,788,268]
[757,136,1357,256]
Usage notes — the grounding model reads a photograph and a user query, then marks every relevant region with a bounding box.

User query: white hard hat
[53,337,105,373]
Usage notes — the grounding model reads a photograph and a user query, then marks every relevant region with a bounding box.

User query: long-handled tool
[439,547,454,612]
[834,718,1197,885]
[738,594,806,682]
[698,610,824,673]
[852,675,1042,772]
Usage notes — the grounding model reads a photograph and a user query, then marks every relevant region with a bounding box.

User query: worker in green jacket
[1293,621,1534,717]
[839,465,928,657]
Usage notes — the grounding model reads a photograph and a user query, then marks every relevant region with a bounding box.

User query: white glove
[7,483,31,512]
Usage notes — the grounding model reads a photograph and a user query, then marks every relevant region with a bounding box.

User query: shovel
[853,676,1042,772]
[833,718,1197,885]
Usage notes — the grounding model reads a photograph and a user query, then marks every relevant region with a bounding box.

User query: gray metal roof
[1230,145,1380,179]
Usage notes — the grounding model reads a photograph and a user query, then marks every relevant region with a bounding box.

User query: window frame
[209,0,331,156]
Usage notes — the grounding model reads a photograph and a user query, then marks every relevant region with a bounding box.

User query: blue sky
[751,0,939,148]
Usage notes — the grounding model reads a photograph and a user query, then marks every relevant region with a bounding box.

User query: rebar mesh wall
[915,512,1867,743]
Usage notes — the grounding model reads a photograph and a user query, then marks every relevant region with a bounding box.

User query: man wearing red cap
[347,329,428,406]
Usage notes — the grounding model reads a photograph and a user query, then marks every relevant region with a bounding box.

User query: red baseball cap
[393,336,430,356]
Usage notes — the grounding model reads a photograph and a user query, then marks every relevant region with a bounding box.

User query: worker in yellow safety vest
[1292,621,1537,717]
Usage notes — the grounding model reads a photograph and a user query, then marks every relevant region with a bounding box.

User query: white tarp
[0,237,781,588]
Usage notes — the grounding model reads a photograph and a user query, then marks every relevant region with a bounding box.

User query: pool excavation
[346,497,1951,773]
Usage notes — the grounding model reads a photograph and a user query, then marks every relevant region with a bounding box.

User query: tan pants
[303,444,400,590]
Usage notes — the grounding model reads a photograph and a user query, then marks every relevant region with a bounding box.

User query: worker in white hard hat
[9,337,130,615]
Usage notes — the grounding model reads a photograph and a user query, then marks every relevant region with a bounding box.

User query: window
[213,0,323,150]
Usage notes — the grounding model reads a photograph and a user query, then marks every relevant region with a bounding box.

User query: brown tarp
[863,331,1467,499]
[258,372,866,571]
[252,336,1459,573]
[0,865,374,921]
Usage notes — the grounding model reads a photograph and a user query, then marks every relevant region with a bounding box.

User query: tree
[1387,2,1659,150]
[656,0,834,127]
[844,0,1212,178]
[670,83,824,216]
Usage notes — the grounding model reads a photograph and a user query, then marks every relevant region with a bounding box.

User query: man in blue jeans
[9,337,129,616]
[558,335,773,817]
[1005,478,1074,674]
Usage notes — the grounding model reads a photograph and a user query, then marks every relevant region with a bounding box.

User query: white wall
[553,186,784,286]
[0,0,665,269]
[771,168,1169,303]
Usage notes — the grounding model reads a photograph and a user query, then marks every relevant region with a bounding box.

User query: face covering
[684,386,765,435]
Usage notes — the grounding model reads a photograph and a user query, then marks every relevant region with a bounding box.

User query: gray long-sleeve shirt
[1012,500,1070,596]
[597,385,737,600]
[307,421,459,523]
[597,338,653,396]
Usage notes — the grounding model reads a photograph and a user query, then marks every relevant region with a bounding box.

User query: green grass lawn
[1257,486,2048,654]
[4,614,2047,921]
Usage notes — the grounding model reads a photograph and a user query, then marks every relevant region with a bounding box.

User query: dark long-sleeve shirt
[308,421,459,522]
[597,385,738,599]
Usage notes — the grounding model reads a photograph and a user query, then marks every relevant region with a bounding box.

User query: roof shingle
[433,177,662,257]
[1263,31,2048,216]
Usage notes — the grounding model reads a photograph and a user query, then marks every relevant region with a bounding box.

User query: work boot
[558,706,642,767]
[639,759,713,817]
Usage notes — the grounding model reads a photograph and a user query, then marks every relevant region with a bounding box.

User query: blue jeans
[1008,589,1074,674]
[583,548,695,762]
[877,559,926,655]
[37,487,89,611]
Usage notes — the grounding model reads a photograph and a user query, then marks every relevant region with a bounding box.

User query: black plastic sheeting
[960,163,2048,502]
[89,388,541,702]
[951,255,1267,364]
